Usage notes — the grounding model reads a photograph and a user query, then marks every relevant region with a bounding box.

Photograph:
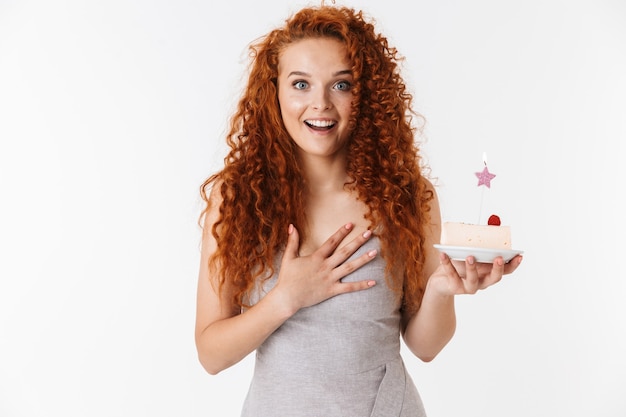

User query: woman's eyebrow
[333,69,352,77]
[287,71,310,77]
[286,69,352,77]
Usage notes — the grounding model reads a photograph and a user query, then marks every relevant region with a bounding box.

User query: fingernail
[467,256,475,265]
[345,223,353,230]
[363,230,372,238]
[367,280,376,287]
[368,249,377,257]
[288,224,294,234]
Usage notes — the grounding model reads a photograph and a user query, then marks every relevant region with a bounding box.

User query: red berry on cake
[487,214,501,226]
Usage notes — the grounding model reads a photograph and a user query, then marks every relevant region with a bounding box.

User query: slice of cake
[440,215,511,249]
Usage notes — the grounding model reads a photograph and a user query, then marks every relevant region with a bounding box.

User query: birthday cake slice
[441,215,511,250]
[436,156,523,262]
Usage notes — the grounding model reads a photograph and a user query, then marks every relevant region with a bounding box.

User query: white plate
[433,244,524,263]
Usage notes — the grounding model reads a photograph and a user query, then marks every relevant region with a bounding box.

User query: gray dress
[241,238,427,417]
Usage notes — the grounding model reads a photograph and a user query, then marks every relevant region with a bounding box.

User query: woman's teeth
[305,120,335,129]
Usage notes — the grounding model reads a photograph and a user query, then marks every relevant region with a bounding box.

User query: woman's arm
[401,183,456,362]
[194,187,293,375]
[401,181,523,362]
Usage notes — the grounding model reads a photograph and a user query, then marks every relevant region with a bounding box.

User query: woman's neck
[299,153,350,196]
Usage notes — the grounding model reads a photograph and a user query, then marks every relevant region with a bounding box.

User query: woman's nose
[311,90,332,110]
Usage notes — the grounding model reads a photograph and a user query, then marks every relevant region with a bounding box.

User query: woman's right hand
[272,223,378,314]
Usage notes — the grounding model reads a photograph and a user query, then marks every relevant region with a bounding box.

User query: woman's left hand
[429,253,523,296]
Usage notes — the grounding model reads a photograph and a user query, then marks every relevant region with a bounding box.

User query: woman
[195,5,522,416]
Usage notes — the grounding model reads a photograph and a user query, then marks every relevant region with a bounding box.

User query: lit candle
[475,152,496,223]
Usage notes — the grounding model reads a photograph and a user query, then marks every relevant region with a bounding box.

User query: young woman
[195,5,522,416]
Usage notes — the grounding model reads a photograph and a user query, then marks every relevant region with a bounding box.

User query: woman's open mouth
[304,119,336,131]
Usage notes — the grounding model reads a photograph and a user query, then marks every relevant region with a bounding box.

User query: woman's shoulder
[200,176,224,234]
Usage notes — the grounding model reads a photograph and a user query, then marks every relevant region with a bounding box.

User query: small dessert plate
[433,244,524,263]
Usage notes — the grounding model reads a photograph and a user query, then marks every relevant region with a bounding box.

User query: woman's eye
[334,81,351,91]
[293,81,308,90]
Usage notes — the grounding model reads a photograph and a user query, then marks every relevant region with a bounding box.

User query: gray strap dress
[241,238,427,417]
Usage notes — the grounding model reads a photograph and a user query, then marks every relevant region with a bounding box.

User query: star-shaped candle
[476,152,496,223]
[475,154,496,188]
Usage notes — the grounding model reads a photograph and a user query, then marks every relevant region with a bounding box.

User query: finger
[480,256,505,289]
[439,252,462,279]
[316,223,354,258]
[503,255,523,274]
[283,224,300,261]
[463,256,480,294]
[327,229,373,267]
[332,245,378,279]
[334,277,377,295]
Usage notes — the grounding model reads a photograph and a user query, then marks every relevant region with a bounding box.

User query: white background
[1,0,625,416]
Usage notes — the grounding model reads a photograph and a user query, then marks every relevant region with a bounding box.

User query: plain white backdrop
[1,0,625,416]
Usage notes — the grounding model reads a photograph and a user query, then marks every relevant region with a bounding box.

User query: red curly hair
[200,5,434,316]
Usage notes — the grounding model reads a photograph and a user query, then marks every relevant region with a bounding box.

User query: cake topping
[487,214,501,226]
[476,152,497,224]
[475,165,496,188]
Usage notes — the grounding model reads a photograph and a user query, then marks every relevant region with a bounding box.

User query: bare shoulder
[202,178,223,224]
[199,177,227,283]
[420,176,440,220]
[421,176,442,277]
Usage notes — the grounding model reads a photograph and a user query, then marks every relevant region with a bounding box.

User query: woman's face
[277,37,354,161]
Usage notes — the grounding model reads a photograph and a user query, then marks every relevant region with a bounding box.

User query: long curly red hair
[200,5,433,316]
